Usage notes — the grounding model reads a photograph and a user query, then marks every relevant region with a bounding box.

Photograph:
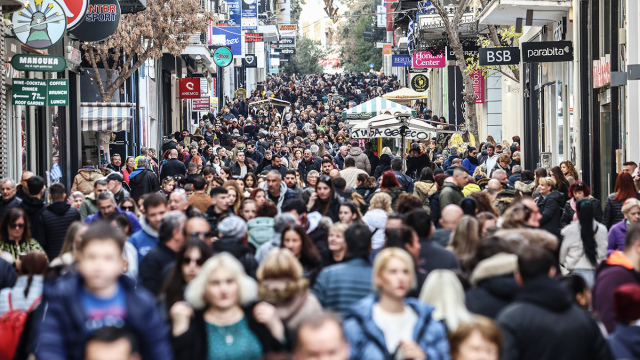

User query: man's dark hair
[27,176,45,196]
[285,169,297,177]
[625,223,640,249]
[623,161,638,167]
[210,186,228,197]
[365,142,373,150]
[94,179,108,188]
[83,160,93,167]
[383,225,415,250]
[80,222,126,252]
[345,223,372,259]
[202,166,216,176]
[322,158,332,165]
[517,245,555,283]
[192,176,207,191]
[344,157,356,168]
[333,177,346,191]
[404,209,432,238]
[86,326,139,355]
[282,199,307,215]
[391,158,403,171]
[486,143,495,149]
[143,193,167,210]
[351,141,359,148]
[49,183,66,202]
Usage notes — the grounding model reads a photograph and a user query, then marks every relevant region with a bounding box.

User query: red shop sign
[180,78,201,99]
[471,69,485,104]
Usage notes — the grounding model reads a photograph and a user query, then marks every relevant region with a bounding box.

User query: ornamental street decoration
[69,0,121,42]
[12,0,67,49]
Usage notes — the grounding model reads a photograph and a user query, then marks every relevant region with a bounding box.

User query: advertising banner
[521,40,573,63]
[227,0,241,26]
[470,69,485,103]
[193,97,210,111]
[274,37,296,48]
[245,33,263,42]
[412,51,445,68]
[180,78,201,99]
[276,0,290,24]
[243,54,258,67]
[278,24,297,37]
[241,0,257,30]
[392,55,411,67]
[211,26,242,56]
[377,5,386,27]
[255,42,265,68]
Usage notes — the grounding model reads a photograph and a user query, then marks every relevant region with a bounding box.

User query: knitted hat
[614,283,640,321]
[217,215,248,239]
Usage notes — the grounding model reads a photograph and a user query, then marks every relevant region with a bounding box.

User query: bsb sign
[521,41,573,63]
[479,47,520,66]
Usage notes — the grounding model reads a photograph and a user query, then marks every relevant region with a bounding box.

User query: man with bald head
[16,171,33,200]
[487,179,503,191]
[184,217,214,245]
[159,149,187,181]
[431,204,464,247]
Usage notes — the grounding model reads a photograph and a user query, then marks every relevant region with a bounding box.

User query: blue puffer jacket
[36,274,172,360]
[343,295,450,360]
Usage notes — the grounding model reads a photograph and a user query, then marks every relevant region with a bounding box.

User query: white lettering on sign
[527,46,570,58]
[487,51,511,63]
[593,54,611,88]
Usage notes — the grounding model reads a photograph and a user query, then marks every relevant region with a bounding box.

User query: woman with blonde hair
[362,192,392,249]
[448,216,482,273]
[323,223,349,266]
[256,248,322,329]
[537,176,565,239]
[419,269,474,333]
[224,180,245,215]
[171,253,289,359]
[343,248,449,359]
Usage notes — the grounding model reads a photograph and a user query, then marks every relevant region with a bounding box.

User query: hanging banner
[180,78,201,99]
[69,0,121,42]
[412,51,445,68]
[211,26,242,56]
[470,69,484,103]
[12,0,67,49]
[227,0,241,26]
[245,33,263,42]
[447,66,465,125]
[241,0,257,30]
[275,0,290,24]
[255,42,265,68]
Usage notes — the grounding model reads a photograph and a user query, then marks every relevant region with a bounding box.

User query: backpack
[247,217,275,249]
[0,292,42,359]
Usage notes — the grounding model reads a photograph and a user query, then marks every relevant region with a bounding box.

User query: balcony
[478,0,572,26]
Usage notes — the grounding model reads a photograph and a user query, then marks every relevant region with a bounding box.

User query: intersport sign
[522,41,573,63]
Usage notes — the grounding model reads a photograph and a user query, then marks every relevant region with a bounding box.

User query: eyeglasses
[182,257,205,266]
[9,223,25,229]
[121,206,135,211]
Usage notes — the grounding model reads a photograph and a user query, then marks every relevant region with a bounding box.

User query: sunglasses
[182,257,205,266]
[10,223,25,229]
[121,206,135,211]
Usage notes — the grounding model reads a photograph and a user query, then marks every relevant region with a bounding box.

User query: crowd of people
[1,73,640,360]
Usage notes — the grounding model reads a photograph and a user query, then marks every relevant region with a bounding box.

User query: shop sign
[382,44,392,55]
[274,37,295,48]
[521,41,573,63]
[211,26,242,56]
[593,54,611,88]
[193,97,210,111]
[179,78,201,99]
[243,54,257,67]
[245,33,263,42]
[410,73,429,92]
[446,46,479,62]
[470,69,484,103]
[61,0,90,29]
[280,48,296,55]
[412,51,445,68]
[12,0,67,50]
[392,55,411,67]
[47,79,69,106]
[11,54,67,72]
[351,127,432,140]
[479,47,520,66]
[235,88,247,98]
[11,78,69,106]
[213,47,233,67]
[241,0,257,30]
[278,24,297,37]
[67,47,82,65]
[227,0,240,26]
[69,0,121,42]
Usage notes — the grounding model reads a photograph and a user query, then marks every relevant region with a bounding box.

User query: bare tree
[83,0,215,101]
[478,0,519,82]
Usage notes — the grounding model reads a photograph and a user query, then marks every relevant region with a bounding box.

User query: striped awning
[342,97,417,120]
[81,102,134,132]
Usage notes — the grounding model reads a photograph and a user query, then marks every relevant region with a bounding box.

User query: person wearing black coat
[496,246,614,360]
[406,149,431,179]
[213,216,259,278]
[465,253,519,319]
[404,209,460,275]
[128,162,160,201]
[363,143,379,176]
[536,179,565,239]
[560,197,603,228]
[373,154,392,179]
[160,153,187,181]
[0,187,22,221]
[40,186,81,260]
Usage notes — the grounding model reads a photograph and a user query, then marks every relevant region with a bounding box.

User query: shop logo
[479,47,520,66]
[522,41,573,63]
[412,51,445,68]
[12,0,67,49]
[411,74,429,92]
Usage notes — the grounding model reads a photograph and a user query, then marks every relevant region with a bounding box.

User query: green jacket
[439,182,464,211]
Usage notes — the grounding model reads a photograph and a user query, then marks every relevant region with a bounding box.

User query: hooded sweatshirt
[466,253,519,318]
[129,217,160,264]
[608,324,640,359]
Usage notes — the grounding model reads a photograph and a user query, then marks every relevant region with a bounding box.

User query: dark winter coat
[171,303,290,360]
[262,164,287,178]
[465,253,519,319]
[204,206,232,237]
[429,191,442,228]
[40,201,81,259]
[536,190,565,239]
[373,154,392,179]
[393,170,414,193]
[128,168,160,200]
[159,158,187,180]
[608,324,640,360]
[0,195,21,222]
[363,149,379,176]
[36,274,172,360]
[496,276,614,360]
[603,193,640,229]
[443,154,461,171]
[230,161,255,176]
[19,196,45,244]
[212,236,259,278]
[418,237,460,274]
[406,153,431,179]
[298,157,321,182]
[139,242,176,295]
[560,197,603,228]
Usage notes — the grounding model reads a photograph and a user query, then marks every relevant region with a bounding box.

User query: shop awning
[382,87,429,101]
[478,0,571,26]
[350,113,437,140]
[342,97,416,120]
[81,102,134,132]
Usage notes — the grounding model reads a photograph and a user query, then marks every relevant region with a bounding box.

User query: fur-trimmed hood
[514,180,536,194]
[494,228,559,252]
[470,253,518,286]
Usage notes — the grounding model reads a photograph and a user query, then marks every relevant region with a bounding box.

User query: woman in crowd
[469,192,498,216]
[250,188,267,208]
[414,167,437,212]
[420,269,474,333]
[473,166,487,182]
[308,176,343,223]
[322,223,348,267]
[247,202,277,252]
[448,216,482,273]
[477,212,498,237]
[561,160,580,181]
[68,192,85,210]
[338,202,362,226]
[396,194,423,215]
[430,173,450,227]
[209,155,222,175]
[379,171,404,213]
[161,239,212,315]
[536,177,565,239]
[532,168,548,198]
[514,170,536,197]
[511,151,521,168]
[448,316,502,360]
[122,156,136,183]
[607,198,640,254]
[224,181,245,215]
[603,172,640,229]
[171,253,289,359]
[243,173,258,196]
[280,224,322,283]
[490,154,512,178]
[220,167,232,182]
[363,192,392,250]
[0,251,47,313]
[560,181,603,228]
[119,197,141,218]
[240,199,258,223]
[343,248,449,359]
[0,208,45,261]
[561,274,592,310]
[374,154,392,180]
[560,198,608,288]
[355,173,374,202]
[256,249,322,329]
[550,166,570,202]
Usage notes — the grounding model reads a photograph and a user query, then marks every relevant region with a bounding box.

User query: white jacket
[362,208,388,250]
[560,220,608,271]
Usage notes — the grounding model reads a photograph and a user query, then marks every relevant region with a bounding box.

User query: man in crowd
[261,170,299,210]
[482,144,499,174]
[106,153,122,173]
[345,142,371,174]
[16,171,33,200]
[71,160,103,196]
[129,194,168,263]
[188,176,212,213]
[204,186,231,237]
[86,191,142,232]
[294,314,350,360]
[160,149,187,180]
[19,175,46,242]
[391,158,414,193]
[333,145,348,170]
[340,157,367,189]
[431,204,464,247]
[263,154,288,178]
[129,158,159,200]
[299,149,321,182]
[40,183,81,260]
[405,209,460,274]
[363,142,379,176]
[0,178,22,220]
[79,179,108,220]
[106,172,130,204]
[284,169,303,197]
[492,169,510,190]
[440,167,468,210]
[321,159,334,177]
